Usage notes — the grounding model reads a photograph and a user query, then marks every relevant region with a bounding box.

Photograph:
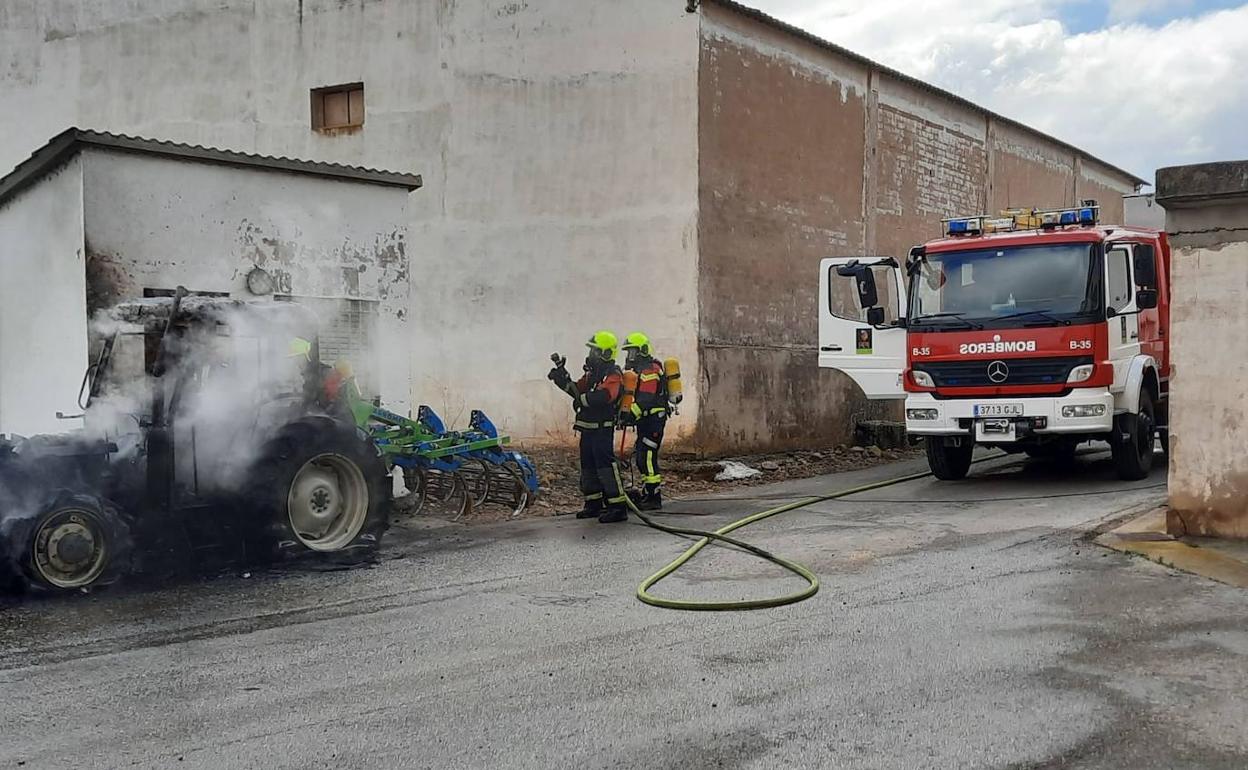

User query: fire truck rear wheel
[925,437,974,481]
[1112,389,1156,481]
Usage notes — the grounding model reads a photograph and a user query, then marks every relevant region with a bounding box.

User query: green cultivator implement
[347,394,539,518]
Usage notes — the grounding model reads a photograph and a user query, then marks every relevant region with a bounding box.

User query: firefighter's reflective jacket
[630,357,668,419]
[568,364,623,430]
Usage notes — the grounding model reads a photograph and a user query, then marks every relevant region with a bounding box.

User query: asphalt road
[2,449,1246,769]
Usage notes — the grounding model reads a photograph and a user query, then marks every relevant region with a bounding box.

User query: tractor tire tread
[244,417,391,564]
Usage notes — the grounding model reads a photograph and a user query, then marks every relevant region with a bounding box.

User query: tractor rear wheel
[248,418,390,562]
[10,493,133,593]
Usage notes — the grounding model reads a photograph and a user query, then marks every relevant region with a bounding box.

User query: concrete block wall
[0,0,701,443]
[1157,161,1248,539]
[416,1,701,443]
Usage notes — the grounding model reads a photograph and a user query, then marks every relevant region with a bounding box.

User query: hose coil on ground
[629,469,936,611]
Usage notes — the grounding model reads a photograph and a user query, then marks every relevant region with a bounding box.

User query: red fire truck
[819,203,1169,481]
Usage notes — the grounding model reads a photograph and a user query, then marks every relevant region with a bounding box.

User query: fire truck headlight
[907,408,939,421]
[1066,364,1094,384]
[911,370,935,388]
[1061,404,1106,418]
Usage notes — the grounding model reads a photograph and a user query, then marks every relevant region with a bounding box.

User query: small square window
[311,83,365,131]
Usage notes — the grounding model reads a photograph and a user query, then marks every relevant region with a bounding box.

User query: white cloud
[745,1,1248,182]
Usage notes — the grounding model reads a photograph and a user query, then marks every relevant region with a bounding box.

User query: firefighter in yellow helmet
[620,332,670,510]
[547,331,629,523]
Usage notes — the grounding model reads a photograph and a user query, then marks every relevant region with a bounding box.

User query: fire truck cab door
[818,257,908,400]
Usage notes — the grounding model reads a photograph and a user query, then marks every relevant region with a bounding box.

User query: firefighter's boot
[574,498,605,519]
[637,485,663,512]
[598,505,629,524]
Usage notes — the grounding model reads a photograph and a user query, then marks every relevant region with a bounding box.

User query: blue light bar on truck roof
[945,217,981,235]
[942,201,1099,236]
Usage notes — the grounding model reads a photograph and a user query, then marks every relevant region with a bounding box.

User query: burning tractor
[0,289,391,594]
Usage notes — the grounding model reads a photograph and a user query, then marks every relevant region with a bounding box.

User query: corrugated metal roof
[705,0,1148,188]
[0,127,423,208]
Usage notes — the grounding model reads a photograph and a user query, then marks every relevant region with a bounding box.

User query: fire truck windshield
[908,243,1100,330]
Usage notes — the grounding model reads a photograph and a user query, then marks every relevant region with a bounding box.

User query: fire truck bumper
[903,389,1116,441]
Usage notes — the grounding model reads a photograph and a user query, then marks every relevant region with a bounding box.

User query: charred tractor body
[0,289,390,594]
[821,204,1170,481]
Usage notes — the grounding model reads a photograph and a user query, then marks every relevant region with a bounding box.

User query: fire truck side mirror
[1137,289,1158,310]
[866,306,886,326]
[1133,244,1158,290]
[854,269,880,310]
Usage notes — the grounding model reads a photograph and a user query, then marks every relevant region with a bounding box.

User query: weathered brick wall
[877,107,987,217]
[695,13,891,451]
[1078,158,1128,224]
[871,83,989,258]
[990,122,1078,213]
[695,3,1140,452]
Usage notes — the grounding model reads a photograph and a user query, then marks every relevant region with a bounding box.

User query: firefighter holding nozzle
[548,332,629,524]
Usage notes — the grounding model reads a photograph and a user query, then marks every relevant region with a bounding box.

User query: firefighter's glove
[548,366,571,388]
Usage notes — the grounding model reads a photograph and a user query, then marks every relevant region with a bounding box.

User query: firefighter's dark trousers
[634,414,666,490]
[578,427,626,508]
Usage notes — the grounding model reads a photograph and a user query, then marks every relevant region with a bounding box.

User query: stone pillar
[1156,161,1248,538]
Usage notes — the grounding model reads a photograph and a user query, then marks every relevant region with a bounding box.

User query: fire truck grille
[915,356,1093,388]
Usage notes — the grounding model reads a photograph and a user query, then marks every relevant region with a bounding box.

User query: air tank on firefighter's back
[619,370,639,415]
[663,358,682,404]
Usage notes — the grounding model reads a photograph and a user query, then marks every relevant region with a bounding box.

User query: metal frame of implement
[348,396,539,519]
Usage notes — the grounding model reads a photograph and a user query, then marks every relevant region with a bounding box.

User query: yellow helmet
[622,332,651,357]
[585,330,619,361]
[287,337,313,360]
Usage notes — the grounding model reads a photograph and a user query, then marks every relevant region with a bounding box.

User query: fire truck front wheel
[925,437,974,481]
[1111,388,1156,481]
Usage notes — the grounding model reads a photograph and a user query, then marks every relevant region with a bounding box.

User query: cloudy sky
[747,0,1248,185]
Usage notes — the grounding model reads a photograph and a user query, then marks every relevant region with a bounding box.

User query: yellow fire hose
[616,441,1142,610]
[626,468,938,611]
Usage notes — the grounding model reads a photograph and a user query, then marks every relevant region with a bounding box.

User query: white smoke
[82,297,329,493]
[0,295,361,583]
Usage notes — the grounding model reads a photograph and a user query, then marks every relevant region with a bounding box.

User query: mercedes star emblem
[987,360,1009,384]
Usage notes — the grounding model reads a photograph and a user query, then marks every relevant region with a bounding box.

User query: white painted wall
[1,0,702,442]
[1167,237,1248,538]
[79,148,412,411]
[1124,194,1166,230]
[0,157,90,436]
